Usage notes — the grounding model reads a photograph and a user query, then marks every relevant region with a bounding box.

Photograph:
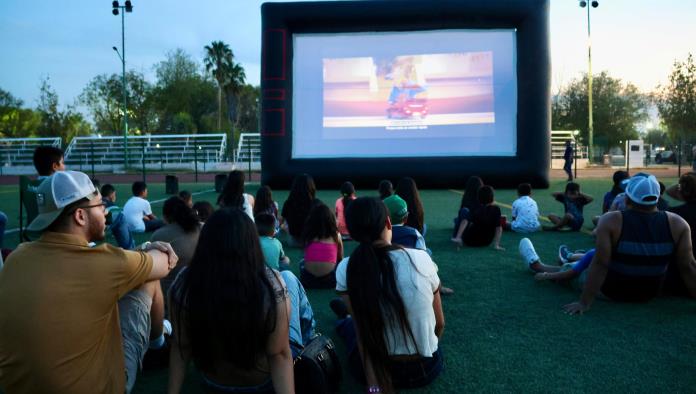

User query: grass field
[4,176,696,393]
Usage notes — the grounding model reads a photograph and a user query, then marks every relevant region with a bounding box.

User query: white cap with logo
[27,171,99,232]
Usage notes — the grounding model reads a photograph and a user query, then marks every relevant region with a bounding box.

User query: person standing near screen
[564,140,574,182]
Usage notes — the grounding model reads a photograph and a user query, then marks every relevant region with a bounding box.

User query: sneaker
[558,245,571,264]
[329,298,349,319]
[519,238,540,270]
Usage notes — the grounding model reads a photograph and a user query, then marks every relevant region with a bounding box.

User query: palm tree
[204,41,234,130]
[223,62,246,128]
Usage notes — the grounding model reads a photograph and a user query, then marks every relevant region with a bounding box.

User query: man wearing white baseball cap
[564,173,696,314]
[0,170,178,393]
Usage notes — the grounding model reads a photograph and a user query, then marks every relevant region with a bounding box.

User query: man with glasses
[0,171,178,393]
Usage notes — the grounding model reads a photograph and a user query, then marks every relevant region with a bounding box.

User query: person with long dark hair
[331,197,445,393]
[335,181,356,238]
[453,185,504,250]
[168,208,316,393]
[395,177,426,235]
[151,196,202,297]
[300,203,344,289]
[452,176,483,239]
[281,174,319,246]
[255,185,280,231]
[217,170,255,220]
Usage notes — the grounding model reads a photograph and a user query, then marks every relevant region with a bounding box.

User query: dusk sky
[1,0,694,112]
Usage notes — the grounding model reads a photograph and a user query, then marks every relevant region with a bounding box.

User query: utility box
[165,175,179,195]
[627,140,645,169]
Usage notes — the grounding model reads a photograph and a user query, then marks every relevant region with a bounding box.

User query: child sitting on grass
[508,183,541,233]
[545,182,593,231]
[256,213,290,271]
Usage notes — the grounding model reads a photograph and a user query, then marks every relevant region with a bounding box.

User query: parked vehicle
[655,150,676,164]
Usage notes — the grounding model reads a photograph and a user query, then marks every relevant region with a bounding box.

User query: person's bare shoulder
[597,211,622,233]
[666,211,689,236]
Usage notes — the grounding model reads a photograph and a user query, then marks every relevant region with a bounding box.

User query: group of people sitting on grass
[0,150,447,393]
[2,146,696,393]
[518,171,696,313]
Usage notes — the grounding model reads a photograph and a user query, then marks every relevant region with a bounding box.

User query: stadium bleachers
[551,130,587,159]
[64,134,227,166]
[0,137,62,167]
[234,133,261,166]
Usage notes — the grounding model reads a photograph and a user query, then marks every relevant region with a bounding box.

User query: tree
[204,41,234,130]
[152,49,217,133]
[236,84,259,133]
[0,88,23,108]
[552,71,649,151]
[642,128,672,148]
[36,77,91,141]
[0,88,41,138]
[80,71,156,133]
[655,53,696,143]
[223,62,246,129]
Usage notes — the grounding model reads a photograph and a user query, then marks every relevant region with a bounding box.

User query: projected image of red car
[387,97,428,119]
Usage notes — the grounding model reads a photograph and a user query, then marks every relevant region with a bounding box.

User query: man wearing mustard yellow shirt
[0,171,178,393]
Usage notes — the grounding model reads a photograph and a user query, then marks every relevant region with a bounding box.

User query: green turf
[7,178,696,392]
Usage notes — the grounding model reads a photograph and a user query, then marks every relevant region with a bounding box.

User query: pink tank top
[304,241,338,264]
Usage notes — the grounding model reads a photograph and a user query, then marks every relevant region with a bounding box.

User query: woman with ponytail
[335,181,356,238]
[331,197,445,393]
[151,196,202,298]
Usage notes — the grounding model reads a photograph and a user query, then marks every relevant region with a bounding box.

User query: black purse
[293,334,342,393]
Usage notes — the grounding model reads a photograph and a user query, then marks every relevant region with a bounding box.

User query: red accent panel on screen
[262,108,285,136]
[262,29,287,81]
[263,89,286,100]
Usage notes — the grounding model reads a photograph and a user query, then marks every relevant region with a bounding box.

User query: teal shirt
[259,236,285,270]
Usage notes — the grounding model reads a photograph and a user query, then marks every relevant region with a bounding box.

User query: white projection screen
[292,29,517,159]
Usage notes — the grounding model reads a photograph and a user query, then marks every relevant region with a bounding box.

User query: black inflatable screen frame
[260,0,550,189]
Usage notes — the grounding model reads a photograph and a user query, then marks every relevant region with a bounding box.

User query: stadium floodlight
[579,0,598,162]
[111,1,133,170]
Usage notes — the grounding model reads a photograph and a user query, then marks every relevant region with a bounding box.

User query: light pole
[579,0,598,163]
[112,1,133,171]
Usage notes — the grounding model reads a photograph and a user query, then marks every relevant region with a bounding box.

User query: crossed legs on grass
[545,213,575,231]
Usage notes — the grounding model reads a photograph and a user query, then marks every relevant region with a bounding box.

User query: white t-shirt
[511,196,541,233]
[242,193,254,222]
[122,196,152,233]
[336,248,440,357]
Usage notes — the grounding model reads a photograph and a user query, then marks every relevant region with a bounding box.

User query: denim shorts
[118,289,152,393]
